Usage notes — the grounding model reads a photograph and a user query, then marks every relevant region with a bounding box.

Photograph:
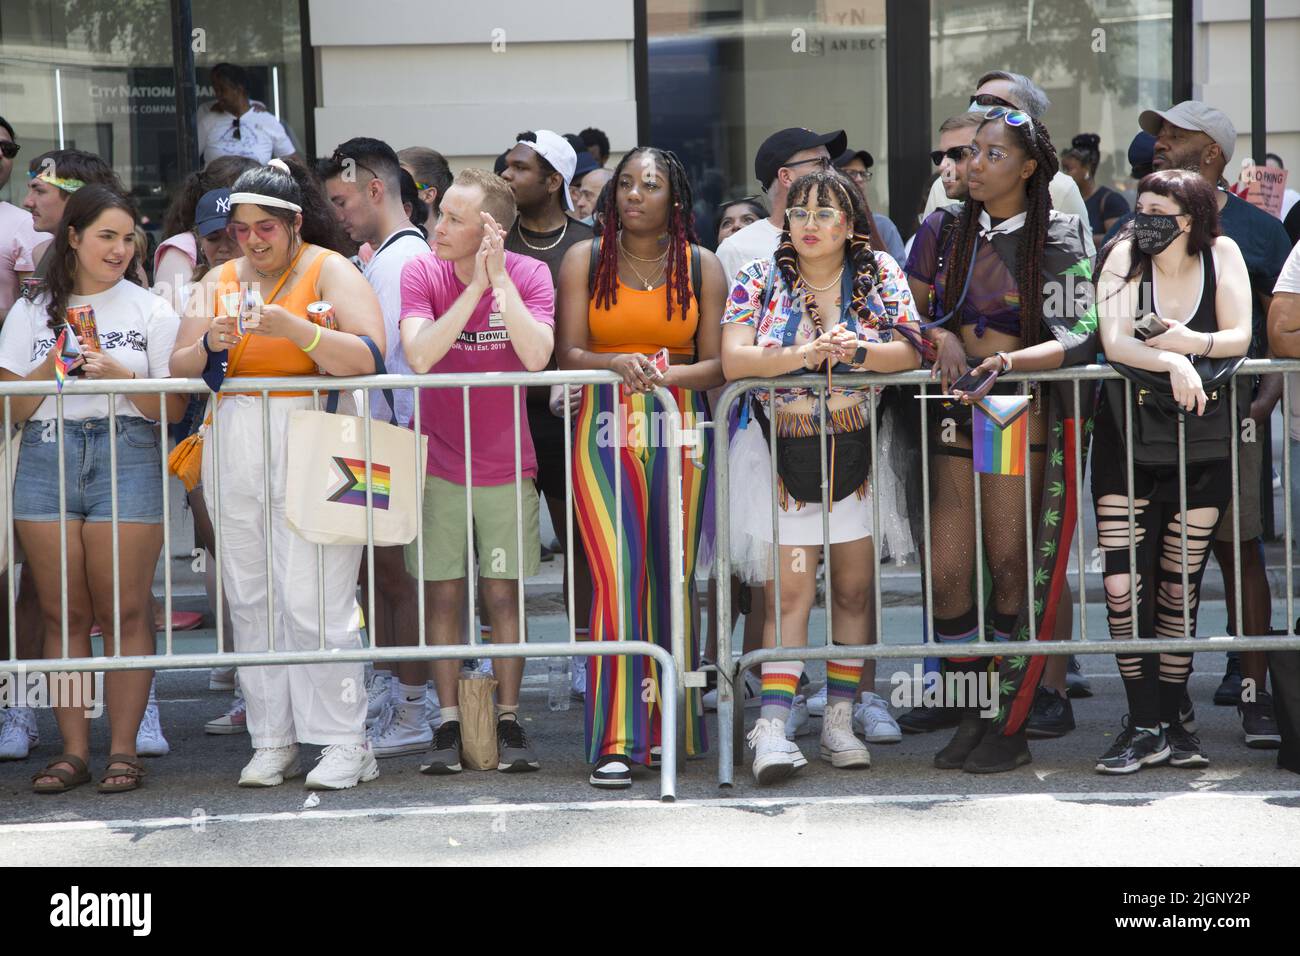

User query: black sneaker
[1213,653,1243,706]
[1096,720,1170,774]
[496,716,540,772]
[420,720,462,775]
[1025,686,1075,739]
[1065,655,1093,699]
[589,753,633,789]
[1240,693,1282,749]
[898,706,962,734]
[1166,722,1210,768]
[1179,691,1198,734]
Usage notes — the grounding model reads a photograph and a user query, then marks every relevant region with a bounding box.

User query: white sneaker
[806,684,828,717]
[239,745,301,787]
[0,707,38,760]
[305,743,380,790]
[208,667,236,692]
[135,700,170,757]
[365,671,391,725]
[369,701,433,757]
[784,695,814,739]
[205,695,248,735]
[570,657,587,701]
[853,692,903,743]
[703,670,762,712]
[820,700,871,769]
[425,683,441,729]
[746,717,807,785]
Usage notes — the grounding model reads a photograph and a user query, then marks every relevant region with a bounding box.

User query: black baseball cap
[834,148,874,170]
[754,127,848,190]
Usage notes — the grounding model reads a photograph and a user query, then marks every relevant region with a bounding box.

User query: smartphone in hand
[951,366,996,396]
[648,347,670,376]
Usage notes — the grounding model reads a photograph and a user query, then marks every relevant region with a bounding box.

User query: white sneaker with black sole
[820,700,871,768]
[747,717,807,785]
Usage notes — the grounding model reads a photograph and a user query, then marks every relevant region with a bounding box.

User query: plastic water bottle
[547,658,571,712]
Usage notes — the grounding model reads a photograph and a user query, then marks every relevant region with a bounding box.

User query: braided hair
[941,114,1058,346]
[591,147,698,321]
[774,170,881,334]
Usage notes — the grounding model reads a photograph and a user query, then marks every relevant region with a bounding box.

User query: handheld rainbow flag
[973,394,1030,476]
[326,457,391,510]
[53,330,69,392]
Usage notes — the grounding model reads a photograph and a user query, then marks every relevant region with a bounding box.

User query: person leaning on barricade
[399,167,555,777]
[1091,169,1253,774]
[0,185,185,794]
[556,146,726,789]
[720,168,923,786]
[169,158,387,791]
[903,106,1097,774]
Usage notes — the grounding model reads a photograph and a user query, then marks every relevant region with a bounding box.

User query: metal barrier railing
[711,359,1300,787]
[0,369,691,802]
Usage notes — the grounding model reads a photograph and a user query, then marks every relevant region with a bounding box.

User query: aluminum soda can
[307,300,336,331]
[66,304,100,351]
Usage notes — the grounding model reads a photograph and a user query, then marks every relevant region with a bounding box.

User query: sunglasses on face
[983,106,1032,128]
[785,206,844,226]
[0,141,19,159]
[969,92,1017,111]
[226,219,284,242]
[783,156,831,173]
[930,146,970,166]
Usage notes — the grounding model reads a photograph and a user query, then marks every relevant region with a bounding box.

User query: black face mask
[1133,212,1184,255]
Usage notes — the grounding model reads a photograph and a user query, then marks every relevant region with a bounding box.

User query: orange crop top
[215,250,339,394]
[587,275,699,358]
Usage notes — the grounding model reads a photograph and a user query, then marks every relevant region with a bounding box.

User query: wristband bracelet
[302,325,323,354]
[1201,332,1214,358]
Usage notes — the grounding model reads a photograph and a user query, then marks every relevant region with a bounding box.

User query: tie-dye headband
[29,169,85,193]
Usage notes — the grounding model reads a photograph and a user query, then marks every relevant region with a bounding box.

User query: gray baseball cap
[1139,101,1236,162]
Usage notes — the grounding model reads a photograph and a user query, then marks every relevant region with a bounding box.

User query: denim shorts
[13,416,164,524]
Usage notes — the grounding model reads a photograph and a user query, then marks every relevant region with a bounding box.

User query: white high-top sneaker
[136,678,170,757]
[365,671,391,726]
[746,716,807,785]
[0,707,38,760]
[820,700,871,768]
[369,698,433,757]
[784,695,814,739]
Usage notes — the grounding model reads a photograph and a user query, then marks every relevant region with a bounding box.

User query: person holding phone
[1091,169,1252,774]
[720,168,922,785]
[556,147,726,789]
[0,185,185,793]
[902,107,1097,774]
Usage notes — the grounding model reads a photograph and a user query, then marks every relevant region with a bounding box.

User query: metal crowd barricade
[711,360,1300,788]
[0,369,692,802]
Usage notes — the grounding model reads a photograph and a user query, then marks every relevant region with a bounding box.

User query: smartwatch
[852,342,869,368]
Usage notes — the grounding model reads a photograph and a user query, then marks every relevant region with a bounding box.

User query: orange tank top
[587,273,699,358]
[216,250,338,395]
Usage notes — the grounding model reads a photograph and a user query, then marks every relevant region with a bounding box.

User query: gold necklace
[799,265,844,292]
[622,252,666,290]
[514,219,568,252]
[618,233,669,263]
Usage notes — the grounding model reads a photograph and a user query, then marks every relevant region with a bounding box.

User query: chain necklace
[798,265,844,292]
[622,254,666,290]
[514,218,568,252]
[618,233,669,263]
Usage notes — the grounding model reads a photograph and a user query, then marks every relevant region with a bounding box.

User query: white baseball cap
[514,130,578,211]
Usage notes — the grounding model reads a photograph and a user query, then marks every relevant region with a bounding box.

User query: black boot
[963,725,1032,773]
[934,710,986,769]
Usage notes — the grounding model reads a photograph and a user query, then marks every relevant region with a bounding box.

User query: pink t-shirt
[399,250,555,486]
[0,202,51,315]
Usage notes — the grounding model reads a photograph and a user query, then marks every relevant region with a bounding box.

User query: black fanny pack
[751,400,872,504]
[1103,355,1248,468]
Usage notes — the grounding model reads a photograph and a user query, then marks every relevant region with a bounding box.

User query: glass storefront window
[931,0,1172,204]
[0,0,306,227]
[648,0,889,248]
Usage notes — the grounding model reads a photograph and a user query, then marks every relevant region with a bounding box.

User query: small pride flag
[326,456,391,510]
[973,394,1030,476]
[53,330,70,392]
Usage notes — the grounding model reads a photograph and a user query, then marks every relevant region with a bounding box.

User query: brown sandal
[97,754,147,794]
[32,754,91,794]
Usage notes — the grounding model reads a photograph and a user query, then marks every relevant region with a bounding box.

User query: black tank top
[1140,246,1217,338]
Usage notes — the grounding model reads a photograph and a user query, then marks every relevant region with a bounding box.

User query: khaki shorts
[1215,431,1264,542]
[405,474,541,582]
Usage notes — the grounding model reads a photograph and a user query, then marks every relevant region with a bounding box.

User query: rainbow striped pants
[573,383,711,765]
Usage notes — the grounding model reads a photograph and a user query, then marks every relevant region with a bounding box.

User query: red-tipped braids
[591,147,699,321]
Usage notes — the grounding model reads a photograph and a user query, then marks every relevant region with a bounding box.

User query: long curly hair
[941,113,1059,346]
[44,185,142,331]
[591,147,698,321]
[774,169,881,334]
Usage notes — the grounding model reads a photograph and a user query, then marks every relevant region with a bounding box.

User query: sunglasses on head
[930,146,970,166]
[331,149,378,181]
[226,219,284,242]
[969,92,1017,111]
[983,106,1032,128]
[0,141,19,159]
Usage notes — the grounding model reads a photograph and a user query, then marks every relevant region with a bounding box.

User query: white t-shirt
[1274,240,1300,440]
[922,169,1097,257]
[716,217,782,290]
[0,281,180,421]
[362,228,427,426]
[196,104,295,165]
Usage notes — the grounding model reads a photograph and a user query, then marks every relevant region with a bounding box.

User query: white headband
[228,192,302,213]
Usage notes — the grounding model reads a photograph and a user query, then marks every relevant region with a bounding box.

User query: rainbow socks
[759,662,803,722]
[827,658,864,705]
